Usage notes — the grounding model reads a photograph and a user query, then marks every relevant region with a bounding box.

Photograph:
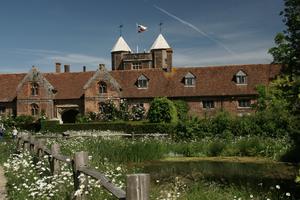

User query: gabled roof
[0,73,26,102]
[150,34,171,50]
[184,72,196,78]
[236,70,247,76]
[111,64,281,98]
[111,36,132,52]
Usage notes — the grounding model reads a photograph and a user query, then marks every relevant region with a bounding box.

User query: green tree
[147,97,178,123]
[268,0,300,114]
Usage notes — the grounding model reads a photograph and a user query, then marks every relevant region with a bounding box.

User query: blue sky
[0,0,284,73]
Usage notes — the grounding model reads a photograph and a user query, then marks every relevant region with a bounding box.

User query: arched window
[31,83,39,96]
[99,82,107,94]
[99,102,105,113]
[31,104,39,116]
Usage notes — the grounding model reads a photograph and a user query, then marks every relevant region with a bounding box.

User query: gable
[84,65,122,96]
[16,67,55,98]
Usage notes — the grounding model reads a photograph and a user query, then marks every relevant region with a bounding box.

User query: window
[31,104,39,116]
[137,75,148,88]
[99,102,105,113]
[31,83,39,96]
[0,106,5,114]
[238,99,251,108]
[99,82,107,94]
[132,62,142,70]
[202,100,215,109]
[184,72,196,86]
[235,70,247,84]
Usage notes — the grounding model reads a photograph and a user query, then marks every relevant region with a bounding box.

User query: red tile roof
[111,64,281,98]
[0,64,281,102]
[0,73,26,102]
[44,71,94,99]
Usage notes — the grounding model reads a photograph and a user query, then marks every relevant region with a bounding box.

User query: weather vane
[159,22,163,33]
[119,24,123,36]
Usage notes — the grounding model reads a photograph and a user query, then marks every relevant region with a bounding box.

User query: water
[136,159,300,199]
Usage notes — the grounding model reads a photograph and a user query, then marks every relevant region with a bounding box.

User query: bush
[147,97,178,123]
[173,100,189,121]
[41,120,176,134]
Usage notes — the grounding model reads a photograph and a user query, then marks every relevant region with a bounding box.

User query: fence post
[29,135,35,152]
[36,139,46,158]
[126,174,150,200]
[73,151,88,200]
[17,136,23,151]
[23,135,30,151]
[50,143,61,175]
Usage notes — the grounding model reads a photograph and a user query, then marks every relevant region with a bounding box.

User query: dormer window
[31,83,39,96]
[99,81,107,94]
[184,72,196,86]
[132,62,142,70]
[137,75,148,89]
[235,70,247,85]
[31,103,39,116]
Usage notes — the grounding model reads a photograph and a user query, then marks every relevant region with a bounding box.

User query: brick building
[0,34,281,123]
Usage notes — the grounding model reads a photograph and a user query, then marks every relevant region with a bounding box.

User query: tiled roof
[44,72,94,99]
[111,64,281,98]
[0,64,281,102]
[0,73,26,102]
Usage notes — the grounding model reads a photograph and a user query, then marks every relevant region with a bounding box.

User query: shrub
[173,100,189,121]
[148,97,178,123]
[131,104,145,121]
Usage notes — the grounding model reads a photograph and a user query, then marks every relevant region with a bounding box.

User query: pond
[134,158,300,199]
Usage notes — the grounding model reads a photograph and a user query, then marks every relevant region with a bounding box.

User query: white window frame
[235,70,247,85]
[184,72,196,87]
[132,62,142,70]
[137,75,148,89]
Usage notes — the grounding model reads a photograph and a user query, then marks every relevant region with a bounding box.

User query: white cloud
[11,48,110,72]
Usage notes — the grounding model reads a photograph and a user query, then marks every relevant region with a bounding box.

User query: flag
[137,24,147,33]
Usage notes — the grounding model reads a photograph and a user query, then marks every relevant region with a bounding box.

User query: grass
[2,132,298,200]
[0,139,15,165]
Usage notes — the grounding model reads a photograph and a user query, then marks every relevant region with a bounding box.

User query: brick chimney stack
[83,66,86,72]
[64,64,70,73]
[55,63,61,73]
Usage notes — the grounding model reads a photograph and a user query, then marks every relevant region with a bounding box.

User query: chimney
[55,63,61,73]
[99,64,105,70]
[64,64,70,73]
[83,66,86,72]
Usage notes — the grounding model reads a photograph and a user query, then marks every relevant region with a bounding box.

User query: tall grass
[50,135,290,164]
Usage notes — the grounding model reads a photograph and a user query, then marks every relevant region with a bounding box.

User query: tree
[147,97,178,123]
[268,0,300,114]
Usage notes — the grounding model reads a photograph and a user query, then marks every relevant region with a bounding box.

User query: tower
[150,34,173,71]
[111,36,132,70]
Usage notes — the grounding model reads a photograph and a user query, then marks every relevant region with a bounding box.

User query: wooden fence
[16,135,150,200]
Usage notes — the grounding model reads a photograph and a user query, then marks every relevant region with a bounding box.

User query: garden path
[0,166,6,200]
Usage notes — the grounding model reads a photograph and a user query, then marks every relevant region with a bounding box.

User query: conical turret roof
[150,34,171,50]
[111,36,132,52]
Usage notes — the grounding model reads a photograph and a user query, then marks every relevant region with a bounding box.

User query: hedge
[41,120,176,134]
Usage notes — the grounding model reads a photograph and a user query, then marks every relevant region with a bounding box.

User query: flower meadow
[1,131,298,199]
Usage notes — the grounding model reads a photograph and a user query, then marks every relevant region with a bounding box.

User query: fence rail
[16,135,150,200]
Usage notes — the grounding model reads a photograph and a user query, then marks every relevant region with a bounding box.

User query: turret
[111,36,131,70]
[150,34,173,71]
